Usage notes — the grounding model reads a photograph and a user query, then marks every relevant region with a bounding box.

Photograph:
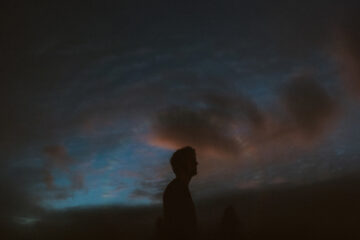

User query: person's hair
[170,146,196,176]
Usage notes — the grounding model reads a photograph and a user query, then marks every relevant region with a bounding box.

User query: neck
[176,174,192,185]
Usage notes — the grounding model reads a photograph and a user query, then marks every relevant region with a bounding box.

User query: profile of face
[186,153,198,177]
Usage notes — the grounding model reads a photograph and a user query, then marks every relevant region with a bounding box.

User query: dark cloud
[151,106,241,157]
[43,145,74,171]
[333,15,360,96]
[130,178,169,202]
[202,93,265,130]
[280,75,338,139]
[42,145,85,198]
[149,93,264,158]
[130,189,162,202]
[43,169,55,190]
[70,173,84,190]
[149,75,338,162]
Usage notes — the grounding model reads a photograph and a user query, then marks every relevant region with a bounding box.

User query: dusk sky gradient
[1,1,360,238]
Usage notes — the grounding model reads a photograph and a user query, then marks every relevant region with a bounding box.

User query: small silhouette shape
[162,146,198,240]
[218,205,241,240]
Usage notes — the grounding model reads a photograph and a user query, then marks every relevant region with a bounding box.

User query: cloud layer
[333,15,360,96]
[149,75,338,164]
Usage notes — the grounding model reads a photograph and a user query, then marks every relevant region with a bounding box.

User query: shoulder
[163,179,185,198]
[164,179,178,194]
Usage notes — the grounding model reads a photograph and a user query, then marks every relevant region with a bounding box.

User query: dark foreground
[2,173,359,240]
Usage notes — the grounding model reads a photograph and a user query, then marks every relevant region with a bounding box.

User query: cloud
[332,14,360,96]
[70,173,84,190]
[43,145,74,171]
[130,188,162,201]
[130,175,170,202]
[149,93,264,159]
[150,107,241,157]
[148,74,339,170]
[280,75,338,139]
[42,145,85,198]
[102,184,126,199]
[43,169,55,190]
[237,179,262,190]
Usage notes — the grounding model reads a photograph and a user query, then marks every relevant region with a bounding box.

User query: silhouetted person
[218,205,241,240]
[153,216,164,240]
[162,146,198,240]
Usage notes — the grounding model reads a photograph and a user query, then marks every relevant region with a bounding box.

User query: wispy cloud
[332,15,360,97]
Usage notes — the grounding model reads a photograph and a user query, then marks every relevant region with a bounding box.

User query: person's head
[170,146,197,178]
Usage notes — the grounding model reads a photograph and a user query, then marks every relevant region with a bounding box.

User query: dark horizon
[4,171,360,239]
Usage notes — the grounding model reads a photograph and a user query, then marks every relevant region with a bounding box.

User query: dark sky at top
[1,0,360,238]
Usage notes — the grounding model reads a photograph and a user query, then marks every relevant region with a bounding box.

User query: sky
[1,0,360,238]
